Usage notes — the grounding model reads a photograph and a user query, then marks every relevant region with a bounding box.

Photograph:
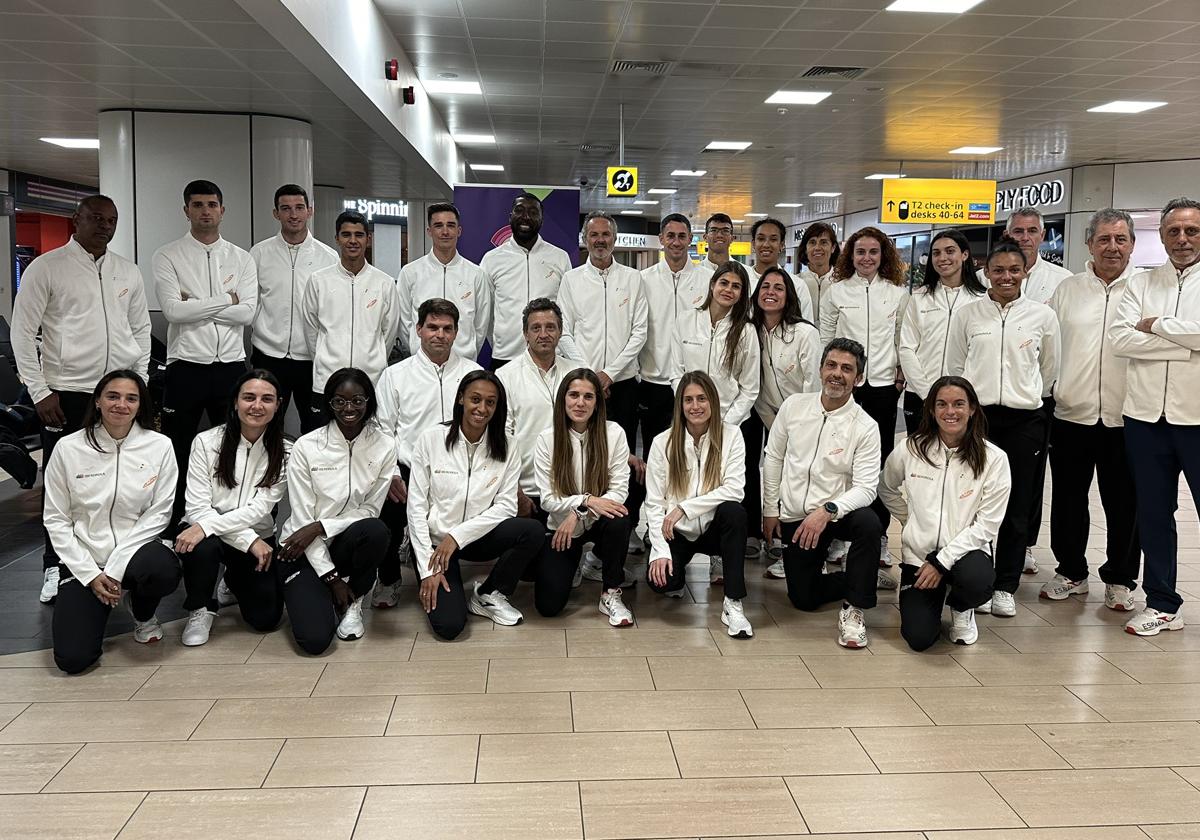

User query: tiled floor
[2,467,1200,839]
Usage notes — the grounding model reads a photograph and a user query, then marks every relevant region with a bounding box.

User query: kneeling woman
[645,371,753,638]
[175,369,290,646]
[535,368,634,626]
[45,370,180,673]
[879,376,1011,650]
[278,368,393,653]
[409,371,544,639]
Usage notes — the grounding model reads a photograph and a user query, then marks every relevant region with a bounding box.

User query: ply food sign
[880,178,997,226]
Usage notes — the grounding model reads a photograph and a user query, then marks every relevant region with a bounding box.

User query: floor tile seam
[112,790,150,840]
[127,664,163,700]
[182,698,218,742]
[1063,683,1118,723]
[1095,650,1160,684]
[258,738,288,789]
[846,725,884,775]
[663,729,683,780]
[777,773,811,834]
[1019,720,1080,770]
[972,768,1031,830]
[346,785,368,840]
[0,702,32,735]
[1168,765,1200,794]
[34,740,86,793]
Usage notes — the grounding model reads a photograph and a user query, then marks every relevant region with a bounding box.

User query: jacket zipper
[864,279,872,383]
[461,442,475,524]
[939,286,960,377]
[1162,277,1184,417]
[107,439,123,548]
[235,442,253,506]
[349,275,356,369]
[1098,283,1111,417]
[801,414,828,514]
[96,258,112,372]
[207,249,220,363]
[935,448,949,551]
[438,364,447,422]
[286,243,299,358]
[335,439,355,516]
[602,270,610,371]
[997,303,1009,407]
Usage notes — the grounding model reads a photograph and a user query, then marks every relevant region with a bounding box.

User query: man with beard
[481,193,573,370]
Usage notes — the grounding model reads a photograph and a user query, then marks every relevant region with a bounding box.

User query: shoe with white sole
[879,536,892,568]
[627,534,646,556]
[1040,574,1089,600]
[181,608,216,646]
[39,566,59,604]
[764,559,786,579]
[975,598,992,615]
[132,614,163,644]
[721,596,753,638]
[876,568,897,590]
[1023,547,1039,575]
[336,596,366,640]
[663,586,685,599]
[948,608,978,645]
[216,576,237,608]
[767,538,783,563]
[837,604,868,649]
[1105,584,1135,612]
[1125,607,1184,636]
[468,581,524,626]
[709,555,724,585]
[581,551,637,588]
[599,588,633,627]
[744,539,760,560]
[990,590,1017,617]
[826,539,848,566]
[371,578,403,609]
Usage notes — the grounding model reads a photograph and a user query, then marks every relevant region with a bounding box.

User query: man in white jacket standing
[1111,197,1200,636]
[481,193,572,370]
[396,202,491,362]
[154,179,258,525]
[699,213,735,278]
[249,184,338,433]
[12,194,151,603]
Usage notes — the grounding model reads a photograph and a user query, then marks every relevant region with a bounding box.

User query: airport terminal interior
[4,0,1200,838]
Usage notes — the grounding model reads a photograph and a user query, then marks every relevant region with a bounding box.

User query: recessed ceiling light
[705,140,752,151]
[648,188,677,195]
[809,192,841,197]
[438,72,459,80]
[865,173,905,179]
[634,200,659,205]
[745,213,768,217]
[1087,100,1167,114]
[453,133,495,144]
[670,169,707,176]
[620,209,643,215]
[949,146,1003,154]
[731,219,745,223]
[40,137,99,149]
[423,80,482,95]
[469,163,504,171]
[764,90,832,105]
[776,202,804,208]
[886,0,985,12]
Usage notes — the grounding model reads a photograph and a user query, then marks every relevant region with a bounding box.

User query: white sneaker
[879,535,892,568]
[336,595,366,640]
[468,581,524,626]
[181,608,216,646]
[721,596,753,638]
[1023,547,1039,575]
[709,555,724,585]
[581,551,636,587]
[132,614,163,644]
[371,578,403,609]
[39,566,59,604]
[975,598,992,615]
[1040,574,1089,601]
[763,559,786,579]
[876,568,897,590]
[990,591,1017,617]
[837,604,868,649]
[948,608,978,645]
[599,588,633,627]
[826,539,848,566]
[1125,607,1184,636]
[215,576,237,608]
[1105,584,1135,612]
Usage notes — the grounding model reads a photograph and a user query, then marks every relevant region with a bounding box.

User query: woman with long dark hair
[409,370,544,639]
[278,367,393,653]
[645,371,752,637]
[898,229,987,434]
[752,266,821,578]
[534,368,634,626]
[45,370,180,673]
[879,376,1011,650]
[798,222,841,317]
[175,369,290,646]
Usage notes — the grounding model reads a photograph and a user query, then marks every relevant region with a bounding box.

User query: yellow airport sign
[697,240,752,256]
[606,166,638,197]
[880,178,996,225]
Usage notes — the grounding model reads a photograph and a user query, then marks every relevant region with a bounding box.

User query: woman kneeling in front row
[47,370,180,673]
[879,375,1011,650]
[645,371,754,638]
[409,371,545,639]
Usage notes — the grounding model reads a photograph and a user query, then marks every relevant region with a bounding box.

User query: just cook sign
[995,179,1066,214]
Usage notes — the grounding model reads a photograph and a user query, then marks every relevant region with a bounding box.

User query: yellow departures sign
[880,178,996,225]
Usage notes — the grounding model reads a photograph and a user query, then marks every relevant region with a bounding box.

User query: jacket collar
[1084,259,1135,288]
[424,250,462,269]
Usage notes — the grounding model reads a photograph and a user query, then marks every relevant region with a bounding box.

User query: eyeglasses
[330,396,368,409]
[707,227,734,237]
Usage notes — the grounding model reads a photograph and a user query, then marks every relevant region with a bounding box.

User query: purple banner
[452,184,581,267]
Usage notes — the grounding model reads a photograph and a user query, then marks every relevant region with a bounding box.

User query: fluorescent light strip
[634,200,659,205]
[423,80,482,95]
[809,192,841,197]
[705,140,752,151]
[647,188,677,195]
[949,146,1002,154]
[469,163,504,172]
[886,0,985,12]
[865,173,905,179]
[745,213,768,217]
[731,219,745,223]
[1087,100,1167,114]
[764,90,832,105]
[620,209,643,215]
[453,133,495,143]
[40,137,99,149]
[776,202,803,208]
[670,169,707,176]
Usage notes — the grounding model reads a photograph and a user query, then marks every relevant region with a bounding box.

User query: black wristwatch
[823,501,838,517]
[576,495,591,516]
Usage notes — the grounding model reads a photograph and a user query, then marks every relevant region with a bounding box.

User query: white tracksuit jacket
[407,424,522,579]
[820,274,909,388]
[11,237,151,403]
[799,267,835,322]
[184,425,291,552]
[879,439,1012,571]
[639,261,710,385]
[946,294,1060,411]
[1048,261,1137,428]
[762,391,881,522]
[898,283,986,401]
[43,422,177,585]
[534,421,630,537]
[153,233,257,365]
[558,260,647,382]
[302,261,399,390]
[745,262,816,323]
[282,422,393,578]
[1110,259,1200,425]
[396,251,492,359]
[978,256,1073,304]
[643,423,746,561]
[497,351,574,495]
[376,349,481,472]
[481,235,573,361]
[669,308,760,426]
[756,320,822,428]
[249,232,338,360]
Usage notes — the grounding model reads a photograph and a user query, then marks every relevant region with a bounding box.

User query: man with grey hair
[1111,197,1200,636]
[1042,208,1140,610]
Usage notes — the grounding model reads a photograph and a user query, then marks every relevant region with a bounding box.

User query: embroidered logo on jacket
[119,287,129,298]
[142,475,159,489]
[959,488,976,500]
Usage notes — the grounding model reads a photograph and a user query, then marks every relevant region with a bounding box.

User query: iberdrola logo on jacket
[366,297,378,309]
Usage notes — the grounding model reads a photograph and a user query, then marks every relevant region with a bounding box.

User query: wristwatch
[576,495,591,516]
[823,501,838,517]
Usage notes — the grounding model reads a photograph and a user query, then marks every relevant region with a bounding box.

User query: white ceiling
[5,0,1200,224]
